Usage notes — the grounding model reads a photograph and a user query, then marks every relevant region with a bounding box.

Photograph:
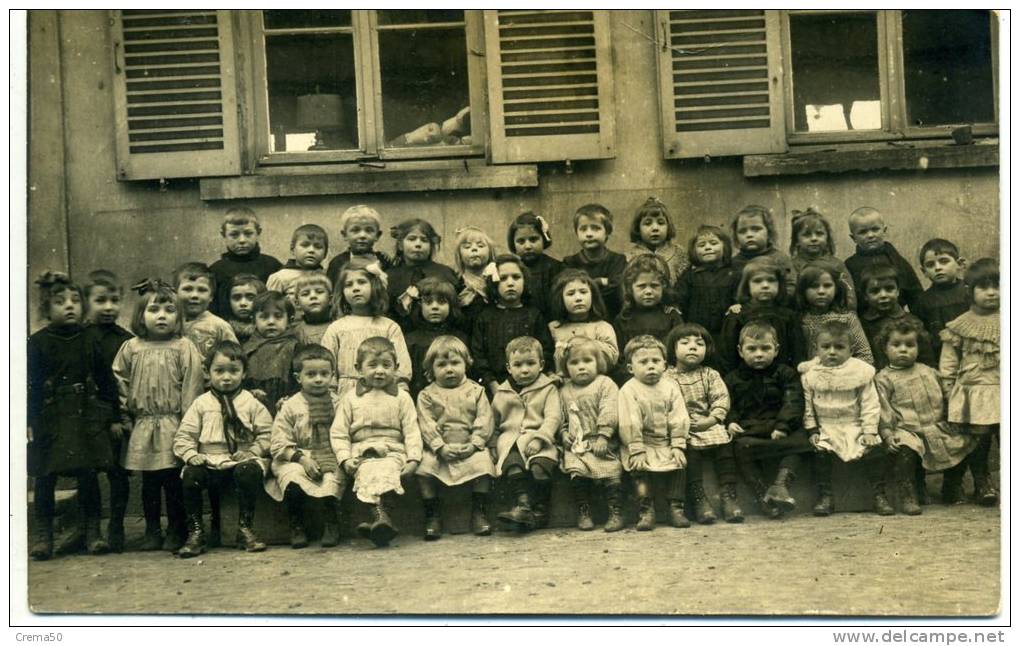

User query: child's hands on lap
[726,422,744,439]
[231,450,256,463]
[400,460,419,478]
[299,455,322,480]
[671,448,686,468]
[342,459,359,476]
[630,453,649,471]
[770,429,788,441]
[454,443,477,458]
[884,434,901,453]
[859,434,881,448]
[592,436,610,458]
[691,415,717,433]
[524,438,544,457]
[188,454,209,466]
[438,445,460,462]
[251,388,268,402]
[109,422,125,439]
[808,433,821,449]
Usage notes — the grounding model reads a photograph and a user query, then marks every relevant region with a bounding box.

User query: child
[875,318,976,514]
[267,224,329,305]
[175,262,238,362]
[557,337,625,532]
[724,322,807,519]
[320,257,412,397]
[112,279,205,551]
[729,205,795,292]
[388,218,458,330]
[563,203,629,317]
[858,264,935,369]
[612,254,683,383]
[492,336,563,532]
[618,335,690,530]
[28,273,118,559]
[416,336,497,539]
[789,208,857,309]
[470,253,553,395]
[330,337,422,547]
[913,238,970,359]
[453,225,497,334]
[507,211,564,322]
[844,206,923,312]
[225,274,266,345]
[548,268,620,369]
[267,344,346,548]
[939,258,1000,506]
[797,259,873,364]
[243,291,301,415]
[173,341,273,557]
[325,205,393,291]
[404,277,468,398]
[293,272,333,346]
[623,197,689,285]
[664,324,740,524]
[675,225,742,354]
[719,256,806,374]
[209,207,282,318]
[800,320,889,516]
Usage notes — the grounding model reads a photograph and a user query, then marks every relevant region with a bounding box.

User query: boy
[209,208,282,318]
[491,336,562,532]
[858,264,935,369]
[563,204,629,316]
[175,262,239,361]
[225,274,266,344]
[267,224,329,304]
[293,272,334,345]
[912,238,969,358]
[326,205,393,292]
[844,207,923,313]
[724,321,807,518]
[243,291,301,415]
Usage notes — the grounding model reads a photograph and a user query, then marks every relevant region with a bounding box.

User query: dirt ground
[26,504,999,617]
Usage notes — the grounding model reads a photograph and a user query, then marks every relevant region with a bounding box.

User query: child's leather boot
[668,499,691,528]
[720,483,744,523]
[688,482,716,525]
[764,467,796,512]
[369,493,398,547]
[635,497,656,531]
[321,498,341,547]
[470,492,491,536]
[603,482,626,532]
[571,478,594,531]
[422,497,442,541]
[30,519,54,561]
[178,512,206,559]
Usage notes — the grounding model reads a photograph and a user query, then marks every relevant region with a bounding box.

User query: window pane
[902,10,994,127]
[790,13,882,133]
[263,10,351,30]
[379,28,471,147]
[265,34,358,152]
[377,10,464,26]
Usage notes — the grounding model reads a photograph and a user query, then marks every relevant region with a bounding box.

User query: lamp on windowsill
[296,92,344,151]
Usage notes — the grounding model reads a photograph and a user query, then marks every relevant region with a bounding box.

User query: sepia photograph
[15,7,1004,622]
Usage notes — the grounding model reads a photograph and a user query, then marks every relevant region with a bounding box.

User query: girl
[858,265,936,369]
[563,204,629,318]
[939,258,1000,506]
[470,253,553,395]
[112,279,205,551]
[557,337,625,532]
[729,205,795,292]
[225,274,266,345]
[797,260,873,364]
[320,258,412,397]
[548,268,620,369]
[404,277,468,398]
[507,211,563,321]
[331,337,422,547]
[789,208,857,310]
[719,256,806,374]
[613,254,684,383]
[623,197,689,285]
[675,225,741,356]
[293,272,334,346]
[453,225,496,335]
[28,273,118,559]
[388,218,458,330]
[416,336,497,540]
[243,291,300,415]
[664,324,740,524]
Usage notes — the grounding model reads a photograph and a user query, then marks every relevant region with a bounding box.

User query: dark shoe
[668,500,691,528]
[178,514,206,559]
[140,525,163,551]
[874,492,895,516]
[915,466,931,505]
[55,527,85,555]
[531,482,552,530]
[899,477,922,516]
[85,517,110,555]
[576,502,595,531]
[107,518,125,553]
[354,522,372,541]
[689,482,716,525]
[207,514,222,549]
[321,502,341,548]
[603,484,626,533]
[369,500,397,547]
[236,514,266,553]
[975,478,999,507]
[812,487,834,517]
[286,491,309,548]
[635,497,656,531]
[470,493,491,536]
[163,529,185,553]
[764,467,796,512]
[941,467,966,505]
[423,498,442,542]
[497,494,535,533]
[720,484,744,523]
[30,520,54,561]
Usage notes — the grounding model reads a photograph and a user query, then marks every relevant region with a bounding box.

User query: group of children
[27,199,1000,560]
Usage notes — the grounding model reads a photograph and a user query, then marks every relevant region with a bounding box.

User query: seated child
[175,261,238,361]
[416,336,497,540]
[173,341,273,557]
[563,203,629,317]
[243,291,300,415]
[612,254,683,384]
[225,274,266,345]
[858,264,935,369]
[267,224,329,305]
[293,272,333,346]
[492,336,562,532]
[507,211,564,322]
[548,268,620,369]
[404,277,468,398]
[618,335,690,530]
[326,205,393,291]
[267,344,346,548]
[844,206,923,312]
[330,337,422,547]
[388,218,458,330]
[729,205,795,295]
[209,207,282,318]
[913,238,970,359]
[623,197,689,286]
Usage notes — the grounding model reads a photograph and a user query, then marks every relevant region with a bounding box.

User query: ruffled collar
[945,310,999,343]
[799,356,875,390]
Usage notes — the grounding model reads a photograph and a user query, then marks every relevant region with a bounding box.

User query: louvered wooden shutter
[484,10,615,164]
[656,10,786,158]
[111,10,241,180]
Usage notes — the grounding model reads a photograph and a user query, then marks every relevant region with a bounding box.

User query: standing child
[330,337,422,547]
[388,218,458,330]
[797,259,873,363]
[913,238,970,359]
[209,207,282,318]
[113,279,205,551]
[665,324,740,524]
[173,341,273,557]
[623,197,689,286]
[320,257,412,397]
[729,205,795,293]
[267,344,346,549]
[28,273,118,559]
[618,335,690,530]
[175,262,238,362]
[492,336,563,532]
[293,272,334,346]
[557,337,625,532]
[416,336,497,540]
[675,225,742,355]
[243,291,301,415]
[563,203,629,317]
[225,274,266,345]
[844,206,923,313]
[267,224,329,305]
[326,205,393,291]
[612,254,683,384]
[939,258,1000,506]
[548,268,620,369]
[470,253,553,395]
[508,211,564,322]
[858,264,935,369]
[453,225,497,335]
[789,208,857,309]
[404,277,468,398]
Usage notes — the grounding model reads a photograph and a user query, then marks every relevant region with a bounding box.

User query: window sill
[743,139,999,177]
[199,159,538,200]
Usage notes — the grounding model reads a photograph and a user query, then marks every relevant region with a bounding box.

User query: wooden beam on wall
[744,140,999,177]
